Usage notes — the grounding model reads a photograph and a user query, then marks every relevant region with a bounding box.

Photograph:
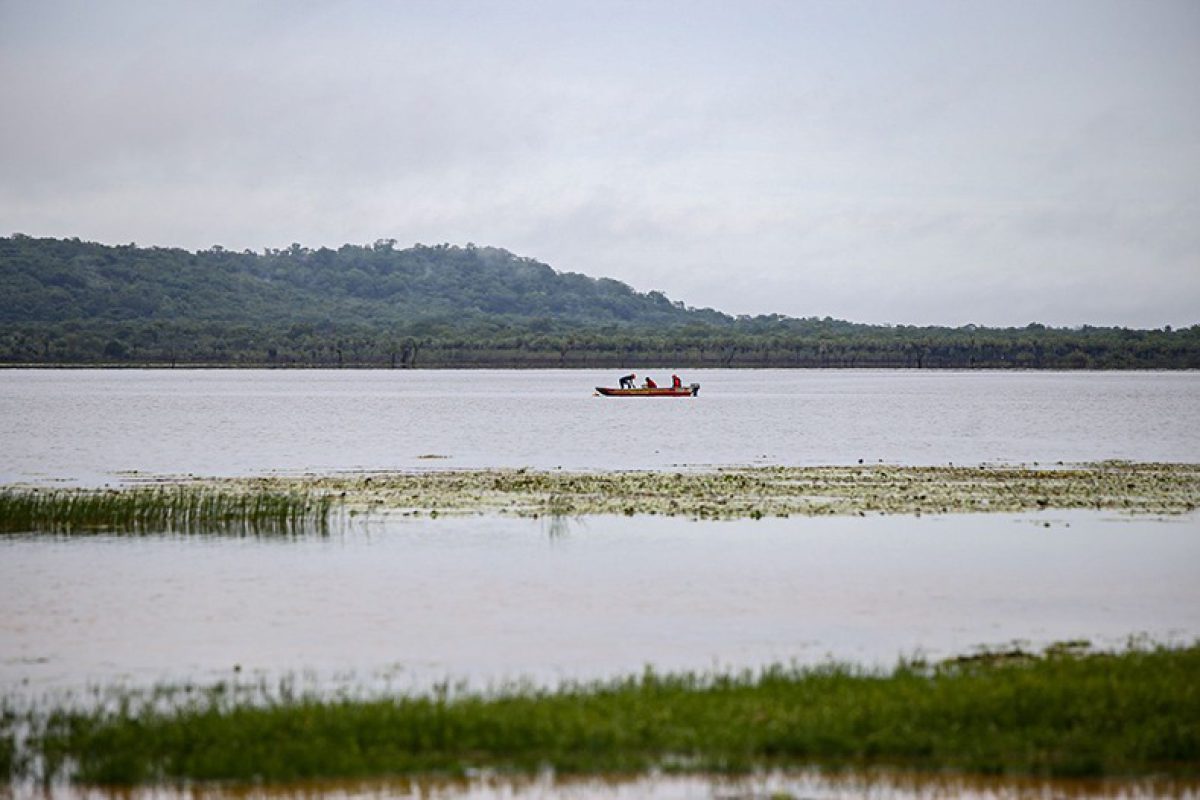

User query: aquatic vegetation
[0,704,15,784]
[0,487,334,536]
[10,644,1199,785]
[187,461,1200,520]
[2,463,1195,532]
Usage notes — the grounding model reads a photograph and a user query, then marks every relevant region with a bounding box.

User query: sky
[1,0,1197,328]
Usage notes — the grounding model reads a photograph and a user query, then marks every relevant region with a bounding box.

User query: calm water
[0,369,1197,484]
[3,369,1199,798]
[2,511,1197,696]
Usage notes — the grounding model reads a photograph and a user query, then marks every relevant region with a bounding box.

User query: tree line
[2,235,1196,368]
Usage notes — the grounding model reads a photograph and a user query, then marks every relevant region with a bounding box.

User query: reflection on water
[2,511,1197,697]
[2,369,1198,485]
[30,769,1200,799]
[5,371,1197,798]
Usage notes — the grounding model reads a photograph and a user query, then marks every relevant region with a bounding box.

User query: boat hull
[596,384,699,397]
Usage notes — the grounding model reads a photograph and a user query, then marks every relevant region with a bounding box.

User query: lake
[1,369,1198,484]
[2,369,1198,798]
[2,368,1198,691]
[2,511,1198,697]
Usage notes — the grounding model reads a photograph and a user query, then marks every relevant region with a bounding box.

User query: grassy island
[4,462,1196,534]
[4,644,1198,785]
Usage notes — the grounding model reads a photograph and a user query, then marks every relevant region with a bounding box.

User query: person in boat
[671,374,682,389]
[619,373,636,389]
[644,376,658,388]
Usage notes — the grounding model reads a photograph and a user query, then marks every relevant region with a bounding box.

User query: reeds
[9,644,1199,785]
[0,486,334,536]
[12,462,1194,529]
[0,705,14,783]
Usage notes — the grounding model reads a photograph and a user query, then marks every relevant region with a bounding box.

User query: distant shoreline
[5,236,1197,369]
[3,362,1199,371]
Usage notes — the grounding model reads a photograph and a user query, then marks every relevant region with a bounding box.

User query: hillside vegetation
[2,234,1196,368]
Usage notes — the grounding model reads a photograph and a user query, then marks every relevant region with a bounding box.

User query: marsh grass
[13,645,1199,786]
[0,703,15,783]
[0,487,334,536]
[3,462,1196,529]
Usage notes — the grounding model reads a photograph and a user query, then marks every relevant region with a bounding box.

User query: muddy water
[2,369,1198,485]
[2,511,1197,696]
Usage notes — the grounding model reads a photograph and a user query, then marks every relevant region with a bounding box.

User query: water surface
[3,368,1198,799]
[25,770,1200,800]
[3,511,1196,696]
[1,369,1197,485]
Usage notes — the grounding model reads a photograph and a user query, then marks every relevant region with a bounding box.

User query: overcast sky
[2,0,1197,327]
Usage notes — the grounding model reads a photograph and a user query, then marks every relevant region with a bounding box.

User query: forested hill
[2,234,1197,368]
[0,234,724,328]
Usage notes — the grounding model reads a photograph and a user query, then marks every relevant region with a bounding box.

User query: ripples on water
[1,369,1198,484]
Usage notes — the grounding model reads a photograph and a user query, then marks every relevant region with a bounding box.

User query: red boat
[595,383,700,397]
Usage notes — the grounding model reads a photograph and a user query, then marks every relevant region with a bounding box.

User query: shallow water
[3,371,1199,797]
[2,511,1197,697]
[18,769,1200,799]
[1,369,1198,485]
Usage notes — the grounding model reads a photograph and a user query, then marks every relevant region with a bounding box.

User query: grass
[0,486,334,536]
[3,463,1197,531]
[0,703,14,784]
[10,644,1199,786]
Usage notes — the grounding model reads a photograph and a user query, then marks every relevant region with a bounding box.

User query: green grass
[0,703,15,784]
[0,487,334,536]
[12,645,1199,786]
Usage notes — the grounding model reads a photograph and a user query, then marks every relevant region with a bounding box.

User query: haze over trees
[1,235,1196,368]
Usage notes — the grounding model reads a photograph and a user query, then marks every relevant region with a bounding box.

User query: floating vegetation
[7,644,1199,785]
[183,461,1200,520]
[2,463,1195,532]
[0,486,334,536]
